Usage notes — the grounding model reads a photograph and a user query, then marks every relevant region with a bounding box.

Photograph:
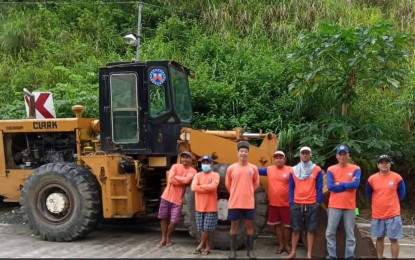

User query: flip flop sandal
[274,248,284,254]
[202,250,210,255]
[193,249,202,254]
[156,242,165,248]
[165,241,174,246]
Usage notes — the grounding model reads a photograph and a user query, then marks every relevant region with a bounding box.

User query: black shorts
[290,202,320,232]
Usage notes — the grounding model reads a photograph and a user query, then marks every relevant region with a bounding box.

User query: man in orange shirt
[325,145,361,259]
[157,151,197,247]
[225,141,259,259]
[191,155,220,255]
[259,150,293,254]
[366,155,406,259]
[286,146,323,259]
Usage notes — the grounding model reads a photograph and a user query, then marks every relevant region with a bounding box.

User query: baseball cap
[273,151,285,157]
[336,145,349,154]
[237,141,250,151]
[300,146,311,153]
[377,154,391,163]
[179,151,192,157]
[199,155,213,163]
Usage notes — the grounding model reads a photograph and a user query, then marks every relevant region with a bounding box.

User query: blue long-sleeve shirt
[326,167,361,192]
[366,179,406,201]
[365,171,406,218]
[289,170,323,205]
[258,167,267,176]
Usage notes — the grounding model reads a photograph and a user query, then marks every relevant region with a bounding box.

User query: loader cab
[98,60,192,155]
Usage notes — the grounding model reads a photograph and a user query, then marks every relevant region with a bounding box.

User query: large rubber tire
[182,164,268,250]
[20,163,102,241]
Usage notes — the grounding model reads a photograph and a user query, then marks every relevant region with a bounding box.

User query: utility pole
[136,1,143,61]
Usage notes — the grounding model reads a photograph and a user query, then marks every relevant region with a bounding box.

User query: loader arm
[179,127,278,167]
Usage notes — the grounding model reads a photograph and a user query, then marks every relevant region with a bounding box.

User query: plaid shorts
[157,198,182,224]
[195,211,218,231]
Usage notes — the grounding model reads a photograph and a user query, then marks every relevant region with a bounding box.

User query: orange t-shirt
[368,171,402,219]
[291,165,321,204]
[267,165,292,207]
[225,162,259,209]
[161,164,196,205]
[191,171,220,212]
[327,164,360,209]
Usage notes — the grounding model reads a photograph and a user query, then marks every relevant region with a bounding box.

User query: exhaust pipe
[23,88,36,119]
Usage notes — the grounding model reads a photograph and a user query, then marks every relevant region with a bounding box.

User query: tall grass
[200,0,412,46]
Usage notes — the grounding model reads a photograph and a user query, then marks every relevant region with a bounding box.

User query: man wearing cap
[191,155,220,255]
[225,140,259,259]
[258,150,293,255]
[325,145,361,259]
[366,155,406,259]
[157,151,197,247]
[286,146,323,259]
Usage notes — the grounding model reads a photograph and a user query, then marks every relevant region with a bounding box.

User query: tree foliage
[0,0,414,205]
[287,21,412,116]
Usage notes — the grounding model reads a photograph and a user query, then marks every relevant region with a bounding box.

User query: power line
[0,1,136,4]
[143,2,203,19]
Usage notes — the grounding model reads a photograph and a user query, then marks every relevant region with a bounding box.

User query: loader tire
[182,163,268,250]
[20,163,102,242]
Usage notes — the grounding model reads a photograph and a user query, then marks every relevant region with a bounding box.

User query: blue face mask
[201,164,211,172]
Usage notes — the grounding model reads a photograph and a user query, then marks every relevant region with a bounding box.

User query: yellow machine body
[0,106,278,218]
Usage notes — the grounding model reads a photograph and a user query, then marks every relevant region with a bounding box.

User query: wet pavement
[0,221,414,258]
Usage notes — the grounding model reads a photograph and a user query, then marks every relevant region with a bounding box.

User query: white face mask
[201,164,211,172]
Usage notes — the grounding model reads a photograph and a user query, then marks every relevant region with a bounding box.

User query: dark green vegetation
[0,0,414,210]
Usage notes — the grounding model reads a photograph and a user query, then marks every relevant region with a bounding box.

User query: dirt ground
[0,202,24,225]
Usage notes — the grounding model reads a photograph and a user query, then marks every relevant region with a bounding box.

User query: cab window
[169,65,192,123]
[110,73,139,143]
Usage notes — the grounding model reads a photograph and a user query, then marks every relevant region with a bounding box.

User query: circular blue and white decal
[149,68,166,85]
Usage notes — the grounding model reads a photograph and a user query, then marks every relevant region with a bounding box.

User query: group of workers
[155,141,406,259]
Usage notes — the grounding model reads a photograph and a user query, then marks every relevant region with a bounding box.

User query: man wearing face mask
[191,155,220,255]
[286,146,323,259]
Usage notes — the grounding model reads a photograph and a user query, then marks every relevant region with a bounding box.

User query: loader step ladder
[109,176,135,218]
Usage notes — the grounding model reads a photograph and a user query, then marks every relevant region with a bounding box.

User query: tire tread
[20,163,102,242]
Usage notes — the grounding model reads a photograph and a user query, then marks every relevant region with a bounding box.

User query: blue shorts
[371,216,403,239]
[196,211,218,231]
[228,208,255,220]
